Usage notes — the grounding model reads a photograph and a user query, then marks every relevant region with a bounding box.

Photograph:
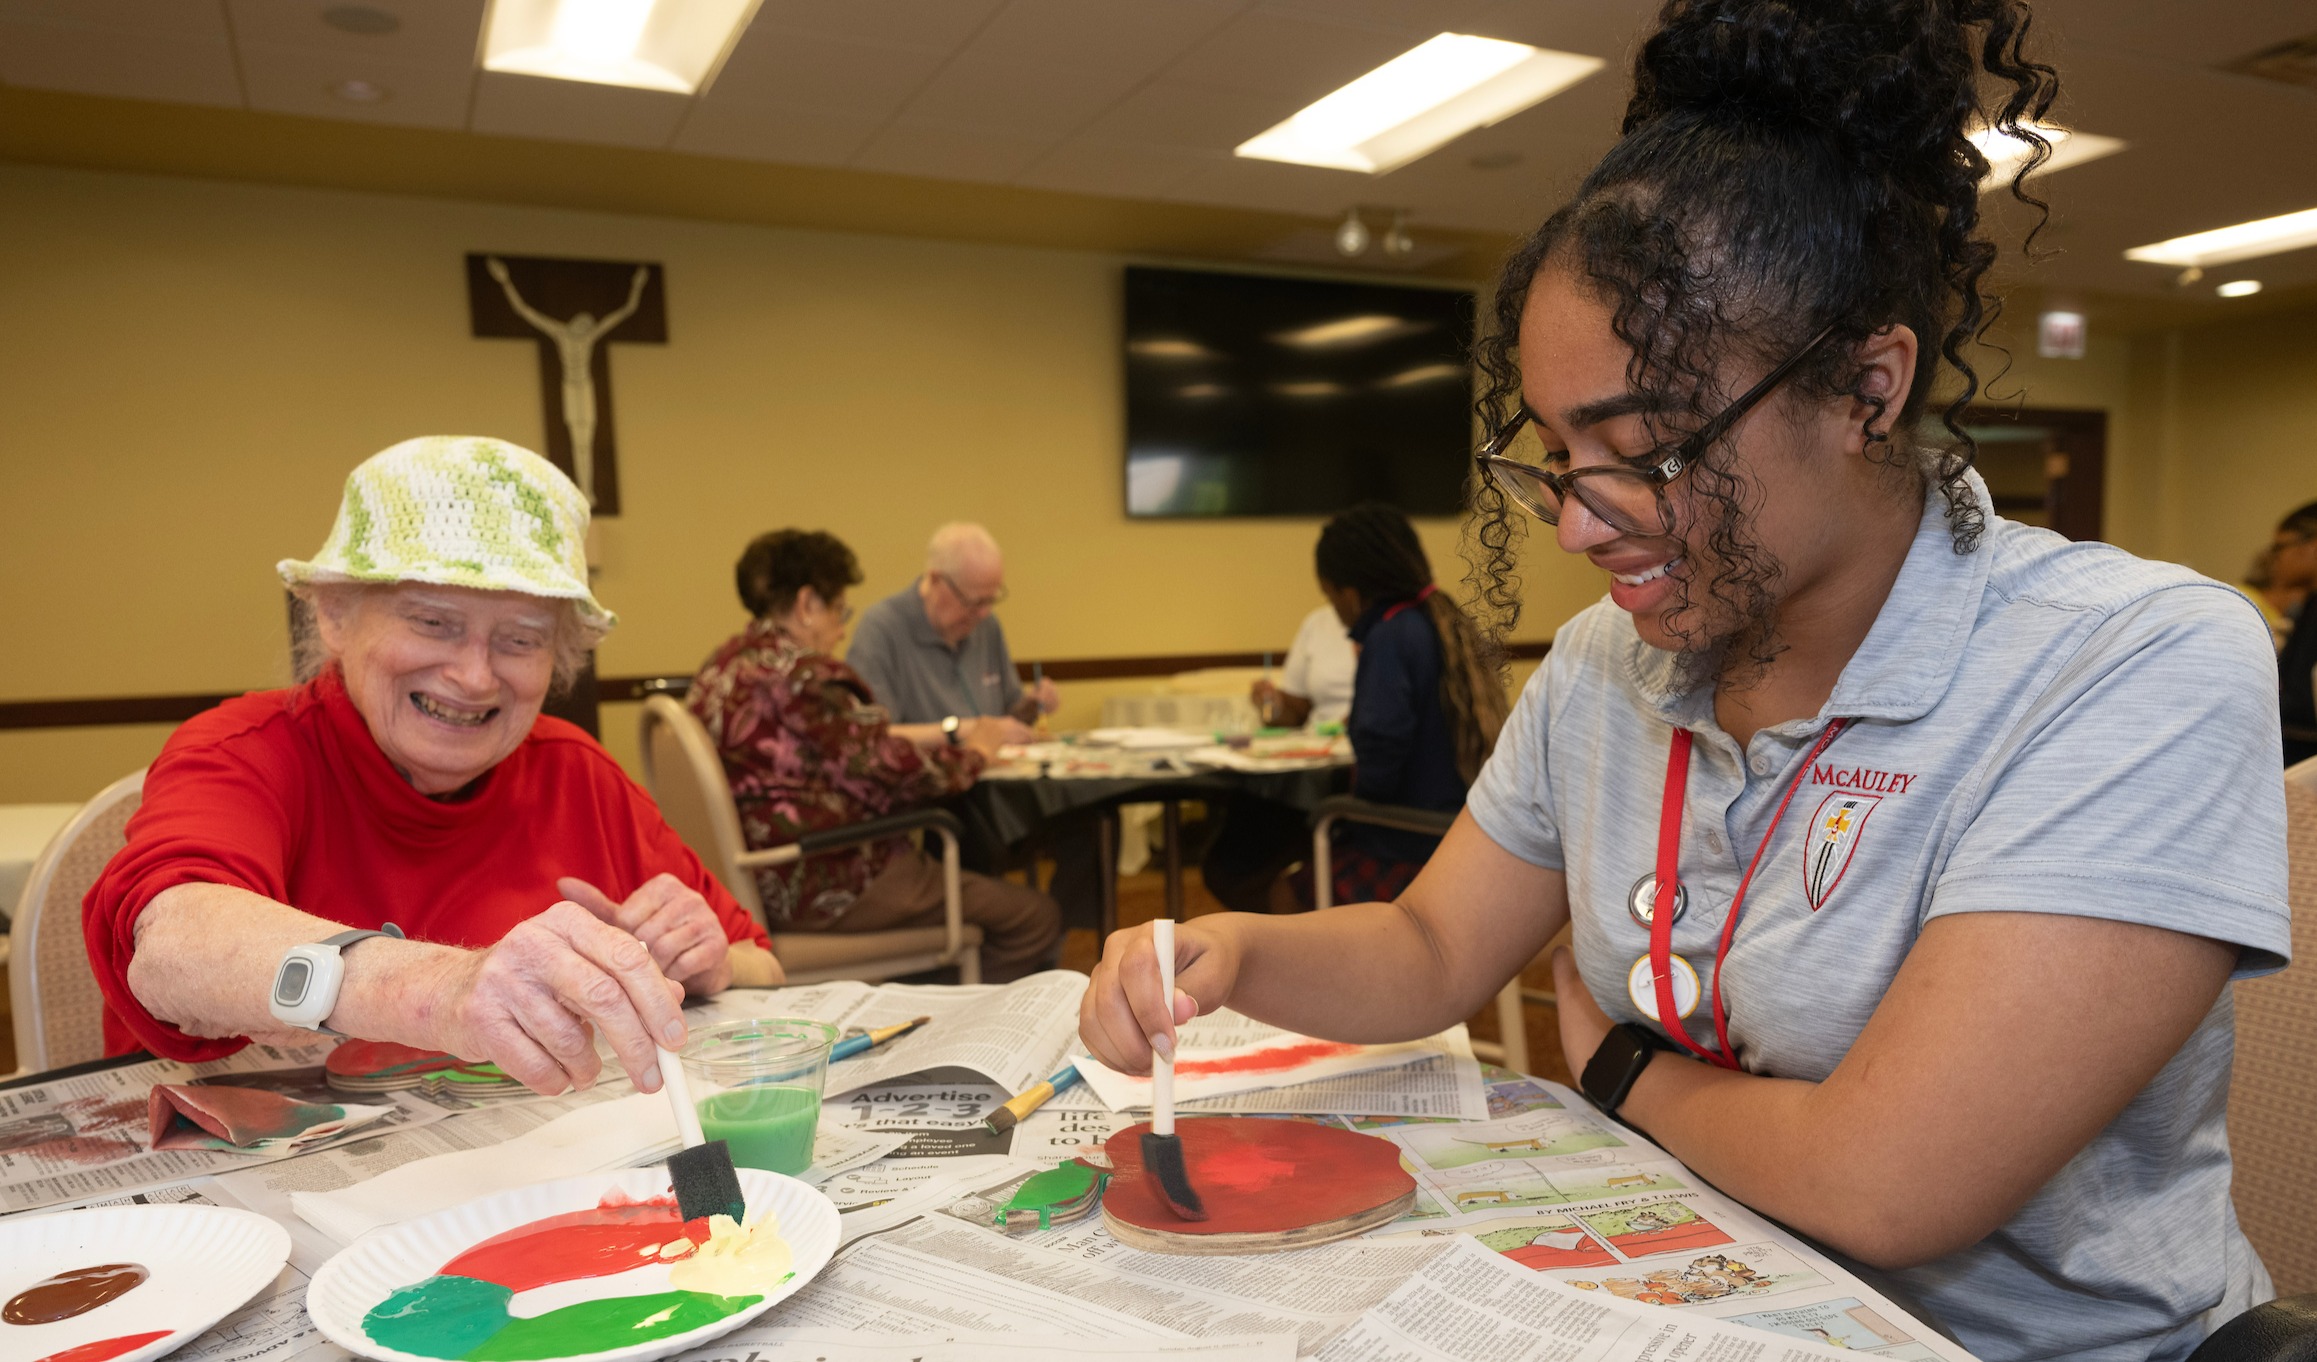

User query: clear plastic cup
[680,1018,838,1175]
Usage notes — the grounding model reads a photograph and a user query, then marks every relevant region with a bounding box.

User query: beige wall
[0,164,1581,803]
[9,163,2305,807]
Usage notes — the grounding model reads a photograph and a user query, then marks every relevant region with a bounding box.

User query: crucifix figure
[486,258,646,507]
[466,253,667,515]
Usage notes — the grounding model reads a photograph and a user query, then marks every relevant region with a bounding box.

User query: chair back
[2232,763,2317,1294]
[9,770,144,1073]
[637,695,767,927]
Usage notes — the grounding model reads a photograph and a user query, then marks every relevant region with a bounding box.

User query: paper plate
[0,1203,291,1362]
[307,1167,839,1362]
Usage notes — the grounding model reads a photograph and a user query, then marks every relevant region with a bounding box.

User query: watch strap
[310,924,406,1036]
[1581,1022,1667,1118]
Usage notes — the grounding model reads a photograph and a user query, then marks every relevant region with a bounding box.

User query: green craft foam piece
[996,1160,1105,1229]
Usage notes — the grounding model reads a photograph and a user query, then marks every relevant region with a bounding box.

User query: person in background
[2267,501,2317,763]
[1308,504,1510,905]
[689,530,1062,981]
[1202,506,1508,912]
[847,522,1059,730]
[84,437,774,1098]
[1251,597,1358,729]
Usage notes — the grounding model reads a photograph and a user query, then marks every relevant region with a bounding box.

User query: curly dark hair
[1464,0,2058,670]
[735,529,863,619]
[1317,504,1511,785]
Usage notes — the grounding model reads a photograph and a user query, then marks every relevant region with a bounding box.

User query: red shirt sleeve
[605,761,770,951]
[84,698,309,1061]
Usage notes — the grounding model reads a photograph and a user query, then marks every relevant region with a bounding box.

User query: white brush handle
[1151,918,1175,1138]
[658,1047,706,1148]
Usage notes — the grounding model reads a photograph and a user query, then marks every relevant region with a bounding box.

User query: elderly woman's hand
[432,900,690,1095]
[558,875,733,996]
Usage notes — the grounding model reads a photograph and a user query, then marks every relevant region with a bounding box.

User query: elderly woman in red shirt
[85,437,777,1097]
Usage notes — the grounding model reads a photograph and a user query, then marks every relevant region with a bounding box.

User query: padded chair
[8,770,143,1075]
[1311,795,1534,1074]
[639,695,982,985]
[2231,762,2317,1294]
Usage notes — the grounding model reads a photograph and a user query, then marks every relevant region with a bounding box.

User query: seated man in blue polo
[849,522,1058,733]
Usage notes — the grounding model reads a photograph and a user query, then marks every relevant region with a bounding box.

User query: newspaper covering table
[1,976,1976,1362]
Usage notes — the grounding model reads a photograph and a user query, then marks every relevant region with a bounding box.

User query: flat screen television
[1122,266,1476,518]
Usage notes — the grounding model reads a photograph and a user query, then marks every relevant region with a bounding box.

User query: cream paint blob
[668,1213,794,1297]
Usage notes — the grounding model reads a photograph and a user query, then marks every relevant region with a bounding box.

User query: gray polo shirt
[1469,473,2290,1362]
[846,580,1024,724]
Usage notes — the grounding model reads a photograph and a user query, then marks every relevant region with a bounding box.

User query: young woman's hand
[1078,918,1237,1072]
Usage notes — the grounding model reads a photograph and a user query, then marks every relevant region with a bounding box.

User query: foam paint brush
[657,1046,746,1225]
[1142,918,1207,1221]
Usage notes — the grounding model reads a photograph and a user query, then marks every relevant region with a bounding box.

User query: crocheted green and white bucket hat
[278,436,615,630]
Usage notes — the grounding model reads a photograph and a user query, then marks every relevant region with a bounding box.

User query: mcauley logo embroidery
[1803,791,1879,910]
[1811,763,1919,794]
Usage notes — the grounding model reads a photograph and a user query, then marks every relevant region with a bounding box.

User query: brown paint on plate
[4,1263,150,1325]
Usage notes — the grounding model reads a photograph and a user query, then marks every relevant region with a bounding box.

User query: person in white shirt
[1255,603,1358,729]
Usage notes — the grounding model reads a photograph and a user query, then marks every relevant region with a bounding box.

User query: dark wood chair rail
[0,642,1552,731]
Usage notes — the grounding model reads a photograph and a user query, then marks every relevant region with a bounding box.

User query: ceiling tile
[1251,0,1496,39]
[0,0,224,39]
[670,97,882,167]
[469,71,690,149]
[0,16,242,105]
[238,41,472,127]
[745,0,1007,54]
[1468,0,1650,59]
[1163,8,1414,102]
[1013,136,1224,197]
[899,0,1246,134]
[1078,79,1300,150]
[224,0,483,64]
[2043,0,2316,72]
[708,22,948,121]
[1162,152,1371,218]
[849,115,1059,182]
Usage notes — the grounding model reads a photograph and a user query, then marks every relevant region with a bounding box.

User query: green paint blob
[360,1274,761,1361]
[364,1275,513,1360]
[467,1290,760,1360]
[697,1087,818,1175]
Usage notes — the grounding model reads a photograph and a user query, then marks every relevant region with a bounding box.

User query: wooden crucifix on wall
[465,253,667,516]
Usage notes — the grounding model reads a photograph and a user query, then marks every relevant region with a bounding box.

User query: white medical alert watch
[268,924,404,1035]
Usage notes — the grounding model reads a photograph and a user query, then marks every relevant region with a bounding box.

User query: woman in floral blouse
[688,530,1062,981]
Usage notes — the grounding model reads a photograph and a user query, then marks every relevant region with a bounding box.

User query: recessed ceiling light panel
[1966,122,2125,188]
[1237,33,1603,175]
[482,0,762,94]
[2126,207,2317,269]
[2217,279,2264,298]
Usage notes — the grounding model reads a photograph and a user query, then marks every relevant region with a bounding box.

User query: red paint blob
[1173,1039,1361,1077]
[327,1041,464,1079]
[33,1329,175,1362]
[1102,1117,1412,1237]
[440,1195,708,1292]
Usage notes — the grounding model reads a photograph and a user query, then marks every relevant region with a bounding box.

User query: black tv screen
[1123,266,1475,518]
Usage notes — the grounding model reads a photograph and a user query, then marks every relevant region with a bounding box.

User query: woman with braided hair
[1085,3,2289,1358]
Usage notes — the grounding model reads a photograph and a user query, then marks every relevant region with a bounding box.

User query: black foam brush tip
[669,1138,747,1225]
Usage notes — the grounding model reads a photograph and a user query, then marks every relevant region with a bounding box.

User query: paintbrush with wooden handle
[1142,918,1207,1221]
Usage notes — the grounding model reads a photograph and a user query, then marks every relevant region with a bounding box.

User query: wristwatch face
[272,957,313,1007]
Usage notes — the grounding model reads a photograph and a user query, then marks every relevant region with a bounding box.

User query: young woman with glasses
[1080,3,2289,1358]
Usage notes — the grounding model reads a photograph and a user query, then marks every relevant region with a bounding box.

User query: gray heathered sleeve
[1466,649,1566,871]
[1930,583,2292,977]
[845,605,902,713]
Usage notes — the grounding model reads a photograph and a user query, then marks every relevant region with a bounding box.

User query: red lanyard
[1649,719,1849,1069]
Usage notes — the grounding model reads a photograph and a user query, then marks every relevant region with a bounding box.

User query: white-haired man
[848,523,1058,733]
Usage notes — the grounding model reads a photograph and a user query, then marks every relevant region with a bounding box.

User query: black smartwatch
[1582,1022,1667,1119]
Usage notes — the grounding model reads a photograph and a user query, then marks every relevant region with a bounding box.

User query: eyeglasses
[1476,321,1842,537]
[935,572,1008,612]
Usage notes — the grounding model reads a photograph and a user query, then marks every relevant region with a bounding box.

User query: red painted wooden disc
[1101,1116,1413,1238]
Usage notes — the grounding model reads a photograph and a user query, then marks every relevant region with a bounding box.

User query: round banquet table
[955,761,1351,935]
